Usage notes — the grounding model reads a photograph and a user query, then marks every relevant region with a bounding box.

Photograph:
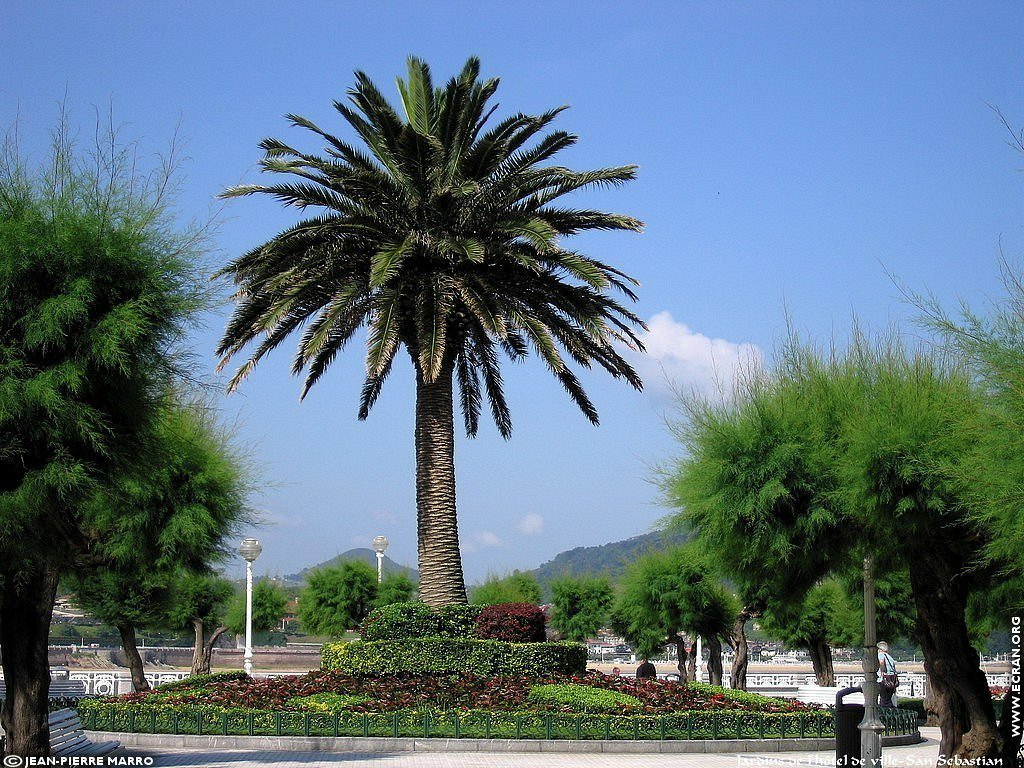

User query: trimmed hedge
[76,699,842,740]
[361,603,438,641]
[322,638,587,677]
[476,602,546,642]
[360,603,485,641]
[436,604,482,639]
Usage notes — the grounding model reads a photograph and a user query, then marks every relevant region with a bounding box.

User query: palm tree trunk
[117,623,150,692]
[0,564,59,757]
[414,362,466,606]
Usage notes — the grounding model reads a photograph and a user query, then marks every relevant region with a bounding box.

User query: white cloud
[462,530,503,554]
[629,311,764,398]
[517,512,544,536]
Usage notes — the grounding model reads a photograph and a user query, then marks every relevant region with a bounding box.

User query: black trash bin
[835,686,864,767]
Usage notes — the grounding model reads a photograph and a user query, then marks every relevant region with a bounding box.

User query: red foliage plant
[475,602,546,643]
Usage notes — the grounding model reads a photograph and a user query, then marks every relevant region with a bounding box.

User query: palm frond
[219,56,644,434]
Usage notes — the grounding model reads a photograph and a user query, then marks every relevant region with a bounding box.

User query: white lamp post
[372,536,388,583]
[238,537,262,676]
[859,556,884,767]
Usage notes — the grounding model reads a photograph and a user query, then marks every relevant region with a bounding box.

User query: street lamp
[238,537,262,676]
[372,536,388,584]
[859,556,884,767]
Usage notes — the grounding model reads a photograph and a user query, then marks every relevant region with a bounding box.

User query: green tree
[470,571,542,606]
[759,580,849,686]
[665,334,1009,759]
[163,571,235,676]
[549,575,613,641]
[69,398,250,691]
[66,569,171,693]
[374,572,417,608]
[226,579,289,636]
[215,57,645,607]
[612,545,735,683]
[0,123,203,755]
[298,560,377,636]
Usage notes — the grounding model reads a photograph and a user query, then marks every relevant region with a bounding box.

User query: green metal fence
[78,706,919,741]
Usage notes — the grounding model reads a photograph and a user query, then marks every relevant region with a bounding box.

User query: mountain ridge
[284,529,691,591]
[284,548,418,584]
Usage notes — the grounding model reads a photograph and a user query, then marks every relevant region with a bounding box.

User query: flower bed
[75,671,855,740]
[92,672,820,715]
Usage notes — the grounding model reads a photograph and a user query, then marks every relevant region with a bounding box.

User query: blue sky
[4,2,1022,582]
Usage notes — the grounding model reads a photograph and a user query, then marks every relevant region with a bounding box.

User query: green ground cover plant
[526,684,642,713]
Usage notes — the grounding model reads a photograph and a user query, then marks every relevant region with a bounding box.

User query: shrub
[321,638,586,677]
[155,671,248,692]
[288,692,370,712]
[475,602,546,642]
[360,602,438,641]
[687,682,793,711]
[436,604,482,638]
[527,683,641,713]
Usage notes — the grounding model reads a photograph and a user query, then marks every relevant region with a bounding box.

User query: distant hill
[286,530,691,593]
[527,527,692,597]
[285,548,418,584]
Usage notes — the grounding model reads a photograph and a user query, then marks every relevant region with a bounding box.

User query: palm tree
[216,57,645,606]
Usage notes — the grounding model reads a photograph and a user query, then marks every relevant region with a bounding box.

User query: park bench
[48,708,120,757]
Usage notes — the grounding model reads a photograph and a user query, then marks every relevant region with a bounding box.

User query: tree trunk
[927,667,968,755]
[808,639,835,686]
[705,635,724,686]
[674,636,687,679]
[685,641,697,682]
[117,623,150,692]
[414,362,466,607]
[910,565,1001,760]
[999,688,1022,768]
[1,565,60,757]
[190,620,227,676]
[730,607,753,691]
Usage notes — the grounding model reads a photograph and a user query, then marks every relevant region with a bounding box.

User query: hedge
[475,603,546,642]
[322,638,587,677]
[361,603,438,641]
[76,698,842,740]
[435,604,482,639]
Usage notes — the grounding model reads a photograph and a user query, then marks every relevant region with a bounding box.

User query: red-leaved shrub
[475,602,547,642]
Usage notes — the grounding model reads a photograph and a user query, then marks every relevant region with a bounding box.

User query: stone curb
[88,730,920,754]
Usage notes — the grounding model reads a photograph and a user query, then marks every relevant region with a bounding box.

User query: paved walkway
[129,728,942,767]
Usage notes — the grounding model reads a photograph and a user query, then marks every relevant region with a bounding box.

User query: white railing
[733,671,1011,698]
[61,669,304,696]
[67,671,191,696]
